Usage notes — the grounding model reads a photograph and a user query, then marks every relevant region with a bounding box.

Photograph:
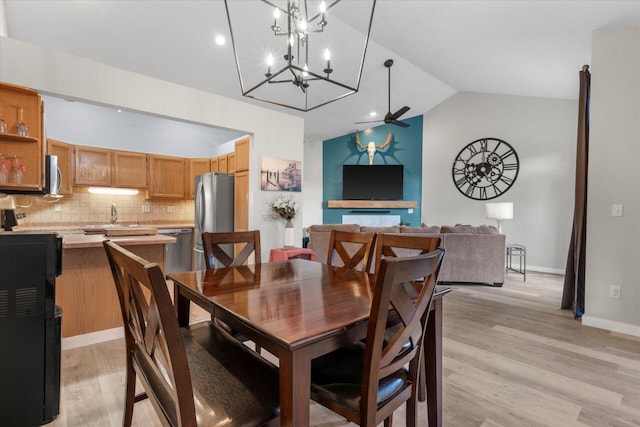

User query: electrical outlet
[612,204,623,217]
[167,206,175,213]
[610,285,621,299]
[141,205,150,213]
[407,208,414,214]
[54,204,62,212]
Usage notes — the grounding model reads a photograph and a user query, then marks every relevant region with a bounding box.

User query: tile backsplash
[14,189,194,226]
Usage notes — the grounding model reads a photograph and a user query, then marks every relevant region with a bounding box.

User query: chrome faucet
[110,204,117,224]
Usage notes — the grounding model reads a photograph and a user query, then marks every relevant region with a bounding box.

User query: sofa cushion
[399,224,441,233]
[360,225,400,234]
[308,224,361,264]
[441,225,498,234]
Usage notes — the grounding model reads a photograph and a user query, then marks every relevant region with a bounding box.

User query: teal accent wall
[322,115,423,225]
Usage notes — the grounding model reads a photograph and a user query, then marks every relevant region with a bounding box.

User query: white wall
[0,36,304,261]
[423,92,578,272]
[582,28,640,336]
[302,138,323,228]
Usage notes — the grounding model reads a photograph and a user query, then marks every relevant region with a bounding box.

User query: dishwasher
[158,228,193,274]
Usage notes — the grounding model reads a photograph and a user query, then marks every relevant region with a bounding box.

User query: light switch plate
[612,204,623,217]
[167,206,175,213]
[407,208,414,214]
[141,205,150,213]
[54,204,62,212]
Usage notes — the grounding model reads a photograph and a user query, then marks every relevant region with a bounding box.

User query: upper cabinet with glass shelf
[0,82,45,193]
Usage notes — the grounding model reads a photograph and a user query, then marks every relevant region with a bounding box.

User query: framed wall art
[261,157,302,192]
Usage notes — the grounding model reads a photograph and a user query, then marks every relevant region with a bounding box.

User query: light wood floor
[48,271,640,426]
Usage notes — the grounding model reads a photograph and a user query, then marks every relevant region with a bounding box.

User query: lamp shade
[486,202,513,220]
[0,195,16,210]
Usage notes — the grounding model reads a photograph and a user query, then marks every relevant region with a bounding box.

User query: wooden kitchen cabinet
[0,83,45,193]
[74,145,112,186]
[47,139,73,195]
[234,137,249,172]
[218,153,228,174]
[185,158,210,199]
[148,154,185,198]
[234,170,249,232]
[210,157,219,172]
[227,152,236,175]
[112,150,148,188]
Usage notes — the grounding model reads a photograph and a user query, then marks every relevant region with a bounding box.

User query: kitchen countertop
[62,233,176,249]
[13,222,194,232]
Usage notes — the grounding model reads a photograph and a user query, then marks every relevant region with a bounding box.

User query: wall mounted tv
[342,164,404,200]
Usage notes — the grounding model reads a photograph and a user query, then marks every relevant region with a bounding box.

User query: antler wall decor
[356,132,393,165]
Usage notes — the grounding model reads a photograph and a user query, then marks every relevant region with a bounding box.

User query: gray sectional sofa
[308,223,506,286]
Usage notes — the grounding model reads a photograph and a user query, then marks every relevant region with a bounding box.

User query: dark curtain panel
[562,65,590,318]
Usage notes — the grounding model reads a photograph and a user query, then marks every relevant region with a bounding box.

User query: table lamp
[486,202,513,234]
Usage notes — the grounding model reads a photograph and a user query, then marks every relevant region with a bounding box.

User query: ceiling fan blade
[354,120,384,124]
[390,119,410,128]
[389,106,410,120]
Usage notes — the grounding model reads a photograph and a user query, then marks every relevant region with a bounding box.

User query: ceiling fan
[355,59,410,128]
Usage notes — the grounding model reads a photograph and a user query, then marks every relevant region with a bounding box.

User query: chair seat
[311,341,409,411]
[182,322,280,426]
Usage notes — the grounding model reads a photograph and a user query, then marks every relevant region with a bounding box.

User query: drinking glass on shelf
[0,103,8,133]
[0,154,8,184]
[16,106,29,137]
[10,156,24,184]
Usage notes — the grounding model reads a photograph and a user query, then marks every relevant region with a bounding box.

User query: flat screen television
[342,164,404,200]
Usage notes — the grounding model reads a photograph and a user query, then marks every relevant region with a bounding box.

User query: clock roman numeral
[465,184,475,197]
[503,162,518,171]
[500,176,514,186]
[479,139,488,152]
[478,187,487,199]
[455,176,468,187]
[500,148,515,160]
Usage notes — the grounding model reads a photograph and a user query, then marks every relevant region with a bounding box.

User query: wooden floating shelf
[0,134,39,143]
[328,200,417,209]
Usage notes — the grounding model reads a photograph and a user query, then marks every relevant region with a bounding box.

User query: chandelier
[224,0,377,112]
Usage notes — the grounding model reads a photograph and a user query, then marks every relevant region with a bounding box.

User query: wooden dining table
[168,259,450,427]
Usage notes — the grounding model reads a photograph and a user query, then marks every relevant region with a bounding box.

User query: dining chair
[103,240,279,427]
[202,230,261,268]
[310,249,445,427]
[373,234,442,285]
[373,234,443,402]
[326,230,376,275]
[202,230,264,352]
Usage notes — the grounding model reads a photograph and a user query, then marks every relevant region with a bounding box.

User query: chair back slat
[327,230,376,275]
[104,240,197,426]
[361,249,445,420]
[202,230,261,268]
[373,234,442,290]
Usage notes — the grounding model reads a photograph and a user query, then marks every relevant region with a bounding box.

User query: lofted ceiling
[3,0,639,143]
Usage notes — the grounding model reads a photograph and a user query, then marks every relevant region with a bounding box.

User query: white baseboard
[582,315,640,338]
[62,327,124,350]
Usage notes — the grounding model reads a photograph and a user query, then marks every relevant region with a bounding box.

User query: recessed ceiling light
[117,109,122,113]
[369,111,377,117]
[215,35,226,46]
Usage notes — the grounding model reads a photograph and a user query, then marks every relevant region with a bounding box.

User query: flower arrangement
[269,195,298,221]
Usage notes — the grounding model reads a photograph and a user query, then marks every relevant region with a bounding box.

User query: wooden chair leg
[123,356,136,427]
[406,390,418,427]
[384,413,393,427]
[419,352,427,402]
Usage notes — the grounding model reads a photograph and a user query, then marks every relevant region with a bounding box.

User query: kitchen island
[57,232,176,340]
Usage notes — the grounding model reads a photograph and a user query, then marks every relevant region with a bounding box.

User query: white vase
[284,220,294,248]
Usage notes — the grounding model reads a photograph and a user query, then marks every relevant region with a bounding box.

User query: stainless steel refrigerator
[193,172,234,270]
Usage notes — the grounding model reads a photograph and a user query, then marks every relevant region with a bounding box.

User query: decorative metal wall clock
[452,137,519,200]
